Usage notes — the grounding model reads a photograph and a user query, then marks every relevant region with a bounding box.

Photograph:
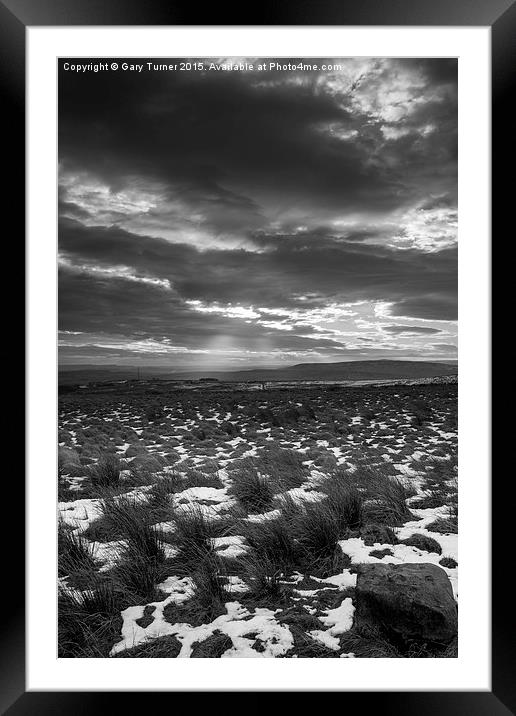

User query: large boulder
[354,562,457,646]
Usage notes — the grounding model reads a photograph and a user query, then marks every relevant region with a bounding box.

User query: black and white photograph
[57,56,459,659]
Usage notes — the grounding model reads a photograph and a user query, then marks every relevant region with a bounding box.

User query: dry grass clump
[58,446,82,477]
[189,554,229,622]
[351,467,415,526]
[58,519,98,582]
[427,481,458,535]
[280,626,340,658]
[322,476,364,531]
[90,455,122,489]
[190,631,234,658]
[58,580,121,658]
[164,553,229,627]
[238,553,284,601]
[339,627,401,658]
[167,505,236,576]
[239,516,301,572]
[402,533,442,554]
[57,519,98,586]
[88,495,167,601]
[182,467,224,489]
[228,462,274,513]
[258,447,309,490]
[360,523,398,546]
[111,634,182,658]
[147,473,184,509]
[294,500,341,559]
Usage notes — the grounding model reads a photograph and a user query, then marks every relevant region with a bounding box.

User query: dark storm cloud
[58,264,347,355]
[60,65,364,216]
[430,343,457,353]
[389,295,457,321]
[58,58,457,364]
[59,218,457,322]
[383,326,442,335]
[59,58,457,225]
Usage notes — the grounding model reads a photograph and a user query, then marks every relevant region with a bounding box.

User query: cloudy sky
[58,58,457,368]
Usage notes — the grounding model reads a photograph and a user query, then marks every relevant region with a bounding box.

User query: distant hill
[170,359,457,382]
[59,359,457,385]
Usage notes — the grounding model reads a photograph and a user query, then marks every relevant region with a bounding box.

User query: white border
[27,26,490,691]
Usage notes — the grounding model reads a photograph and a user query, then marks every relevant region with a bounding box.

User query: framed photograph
[3,0,508,710]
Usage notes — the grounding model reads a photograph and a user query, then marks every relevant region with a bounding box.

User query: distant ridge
[169,359,458,382]
[59,359,457,385]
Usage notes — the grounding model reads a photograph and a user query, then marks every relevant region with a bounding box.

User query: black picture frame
[3,0,509,711]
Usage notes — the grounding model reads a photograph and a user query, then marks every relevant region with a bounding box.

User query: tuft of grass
[427,515,458,534]
[145,403,164,422]
[239,516,301,571]
[339,627,401,658]
[369,547,394,559]
[182,467,223,489]
[441,637,458,658]
[113,500,164,551]
[239,554,284,601]
[74,580,120,616]
[410,492,447,510]
[322,477,364,531]
[257,447,309,490]
[95,493,150,533]
[58,446,82,478]
[95,495,166,601]
[169,506,234,574]
[294,500,341,560]
[273,492,304,521]
[309,547,351,579]
[356,469,415,526]
[439,556,458,569]
[58,581,121,657]
[228,463,274,513]
[360,523,399,546]
[190,630,233,658]
[174,505,228,543]
[90,455,122,489]
[426,480,458,535]
[112,634,182,658]
[148,473,183,509]
[183,467,223,490]
[164,554,228,627]
[408,398,433,426]
[124,452,168,488]
[276,605,325,632]
[421,458,457,489]
[281,626,340,658]
[402,533,442,555]
[58,519,98,579]
[113,556,165,604]
[190,554,229,621]
[342,619,456,658]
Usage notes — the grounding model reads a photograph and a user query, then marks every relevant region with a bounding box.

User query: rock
[354,562,457,645]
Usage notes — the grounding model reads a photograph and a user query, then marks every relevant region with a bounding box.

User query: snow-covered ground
[58,382,457,658]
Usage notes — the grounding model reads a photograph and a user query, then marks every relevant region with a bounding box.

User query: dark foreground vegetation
[58,381,458,658]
